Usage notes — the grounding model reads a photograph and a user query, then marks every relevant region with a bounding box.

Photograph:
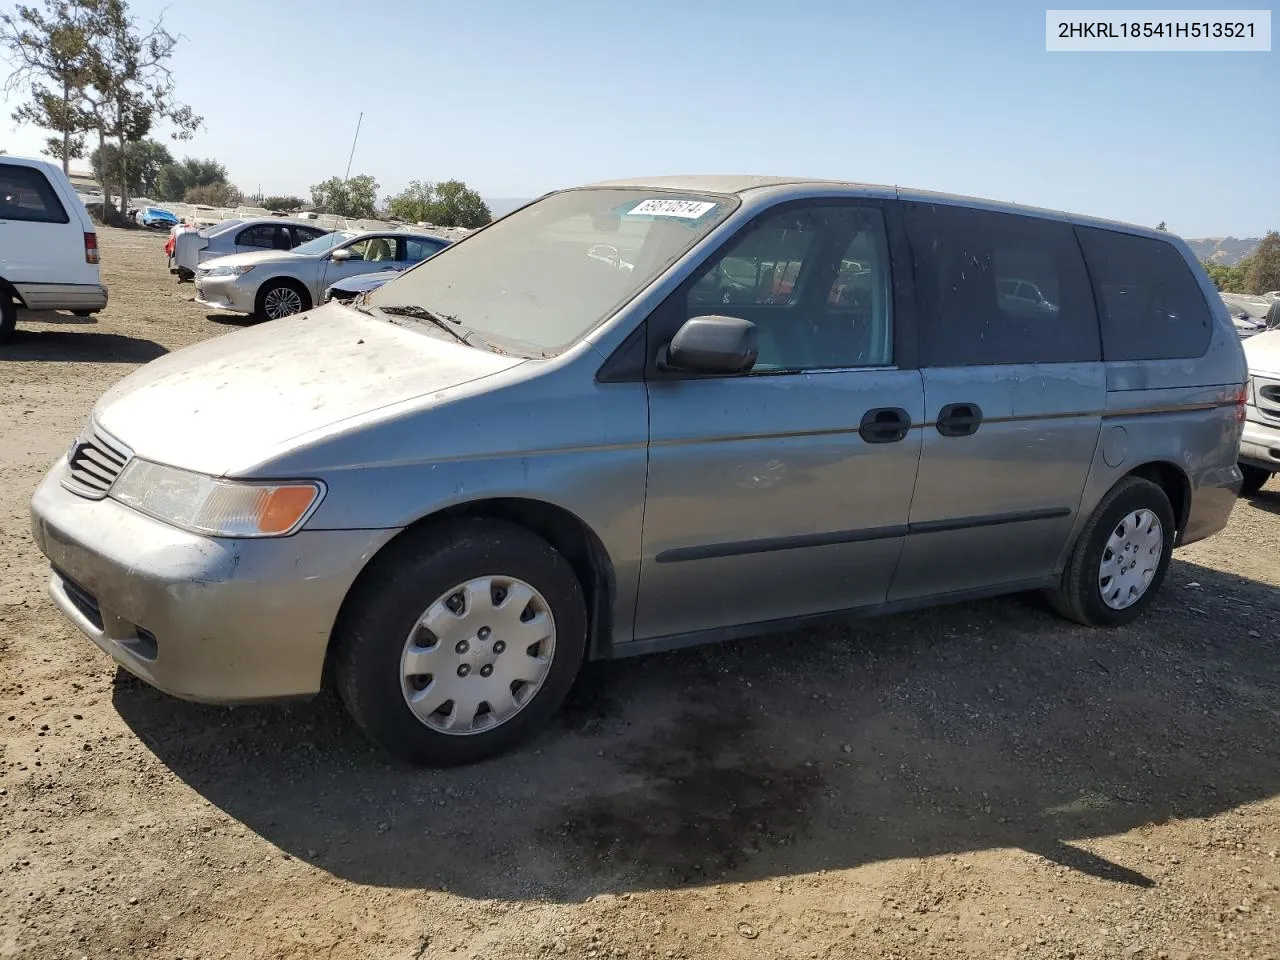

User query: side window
[405,238,444,263]
[235,225,277,248]
[0,164,70,224]
[682,205,894,371]
[347,236,396,262]
[1075,227,1213,361]
[904,203,1100,366]
[292,226,327,245]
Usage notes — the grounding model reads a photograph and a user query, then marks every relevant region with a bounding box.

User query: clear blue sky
[2,0,1276,236]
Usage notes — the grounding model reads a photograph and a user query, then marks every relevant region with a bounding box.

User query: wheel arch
[323,495,617,687]
[1124,459,1191,542]
[254,275,313,315]
[0,276,28,308]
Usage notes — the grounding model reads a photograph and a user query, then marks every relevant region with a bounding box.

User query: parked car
[323,236,452,302]
[135,206,178,229]
[195,229,445,319]
[30,176,1246,766]
[1222,296,1267,338]
[172,217,329,281]
[0,154,108,342]
[1239,329,1280,496]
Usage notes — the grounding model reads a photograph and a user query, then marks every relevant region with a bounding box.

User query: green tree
[183,181,237,206]
[89,137,171,195]
[261,194,305,212]
[154,156,227,201]
[1245,232,1280,295]
[0,0,97,173]
[385,179,491,228]
[310,174,379,219]
[1205,262,1248,293]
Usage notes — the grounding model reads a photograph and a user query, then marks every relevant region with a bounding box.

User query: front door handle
[859,407,911,444]
[936,402,983,438]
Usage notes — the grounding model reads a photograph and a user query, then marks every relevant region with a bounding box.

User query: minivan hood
[1244,329,1280,376]
[93,303,524,476]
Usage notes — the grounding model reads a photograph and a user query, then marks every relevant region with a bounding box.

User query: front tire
[256,279,311,320]
[1239,464,1272,498]
[333,519,587,766]
[1048,476,1175,627]
[0,293,15,343]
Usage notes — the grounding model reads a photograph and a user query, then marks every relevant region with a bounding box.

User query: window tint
[292,226,327,244]
[904,203,1100,366]
[0,164,70,224]
[405,238,445,263]
[683,205,894,371]
[236,225,281,248]
[1075,227,1213,361]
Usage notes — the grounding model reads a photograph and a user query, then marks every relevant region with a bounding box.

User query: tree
[310,174,379,219]
[183,181,237,206]
[1245,232,1280,295]
[89,137,171,195]
[154,156,227,201]
[1156,221,1168,232]
[261,195,305,212]
[1205,262,1248,293]
[385,179,491,228]
[1,0,97,173]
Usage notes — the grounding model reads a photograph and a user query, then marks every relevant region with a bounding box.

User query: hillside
[1186,236,1261,265]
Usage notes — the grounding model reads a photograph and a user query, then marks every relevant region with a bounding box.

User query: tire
[1239,464,1272,498]
[255,279,311,320]
[333,518,588,766]
[72,309,95,318]
[176,267,194,283]
[1047,476,1175,627]
[0,293,15,343]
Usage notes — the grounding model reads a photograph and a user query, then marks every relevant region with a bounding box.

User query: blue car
[323,236,452,302]
[136,206,179,229]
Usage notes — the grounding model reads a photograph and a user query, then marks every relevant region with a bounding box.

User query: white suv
[0,155,108,342]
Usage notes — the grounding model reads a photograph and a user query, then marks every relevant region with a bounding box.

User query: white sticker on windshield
[626,198,717,219]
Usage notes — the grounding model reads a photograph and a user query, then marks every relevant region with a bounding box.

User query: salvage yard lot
[1,227,1279,960]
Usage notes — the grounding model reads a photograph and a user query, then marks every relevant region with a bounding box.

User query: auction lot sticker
[627,198,718,219]
[1046,9,1271,50]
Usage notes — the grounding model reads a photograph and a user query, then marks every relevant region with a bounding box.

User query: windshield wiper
[373,304,469,345]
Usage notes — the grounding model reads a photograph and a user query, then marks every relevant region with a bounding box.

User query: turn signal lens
[1236,382,1248,423]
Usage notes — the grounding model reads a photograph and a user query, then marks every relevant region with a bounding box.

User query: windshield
[366,189,736,354]
[293,230,355,256]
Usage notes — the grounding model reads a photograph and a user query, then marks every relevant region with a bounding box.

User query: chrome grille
[61,426,132,499]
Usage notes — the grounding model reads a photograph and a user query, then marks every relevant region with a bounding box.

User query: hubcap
[263,286,304,318]
[1097,508,1163,610]
[399,576,556,736]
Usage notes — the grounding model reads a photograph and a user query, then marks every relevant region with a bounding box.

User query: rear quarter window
[0,164,71,224]
[1075,227,1213,361]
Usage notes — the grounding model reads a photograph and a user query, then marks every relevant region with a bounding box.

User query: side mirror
[330,247,353,262]
[662,315,758,375]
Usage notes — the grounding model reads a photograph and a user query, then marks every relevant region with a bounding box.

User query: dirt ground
[2,227,1279,960]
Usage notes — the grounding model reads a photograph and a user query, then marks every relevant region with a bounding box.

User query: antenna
[344,112,364,182]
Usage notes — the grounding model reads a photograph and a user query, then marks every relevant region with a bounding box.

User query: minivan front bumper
[30,462,395,703]
[1240,413,1280,471]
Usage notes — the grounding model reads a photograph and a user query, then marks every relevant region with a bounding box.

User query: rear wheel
[256,279,311,320]
[1047,476,1175,627]
[0,293,16,343]
[1239,464,1272,498]
[72,309,96,318]
[333,518,587,766]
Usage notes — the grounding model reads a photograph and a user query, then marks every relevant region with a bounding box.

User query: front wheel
[333,519,587,766]
[0,294,15,343]
[256,279,311,320]
[1239,464,1272,498]
[1047,476,1175,627]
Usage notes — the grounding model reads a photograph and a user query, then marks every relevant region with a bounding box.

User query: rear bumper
[16,282,108,312]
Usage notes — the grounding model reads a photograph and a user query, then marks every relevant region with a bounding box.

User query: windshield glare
[293,231,353,256]
[366,189,735,354]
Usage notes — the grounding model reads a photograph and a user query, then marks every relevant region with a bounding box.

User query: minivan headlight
[110,459,323,537]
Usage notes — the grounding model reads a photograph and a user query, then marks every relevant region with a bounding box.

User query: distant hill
[1185,237,1261,265]
[485,197,534,219]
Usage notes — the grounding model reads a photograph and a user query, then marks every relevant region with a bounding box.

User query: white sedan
[194,229,448,320]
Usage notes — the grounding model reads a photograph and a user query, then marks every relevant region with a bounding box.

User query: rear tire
[255,279,311,320]
[333,518,587,766]
[1239,464,1272,498]
[0,293,16,343]
[1047,476,1175,627]
[72,309,95,318]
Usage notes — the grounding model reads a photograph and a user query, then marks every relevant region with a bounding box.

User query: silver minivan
[30,176,1247,765]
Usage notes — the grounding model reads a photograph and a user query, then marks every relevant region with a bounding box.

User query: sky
[1,0,1276,237]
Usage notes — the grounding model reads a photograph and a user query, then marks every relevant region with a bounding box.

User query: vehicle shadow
[0,328,167,363]
[205,313,259,327]
[114,557,1280,904]
[1241,488,1280,517]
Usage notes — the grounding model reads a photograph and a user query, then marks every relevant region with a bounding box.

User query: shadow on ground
[205,313,259,327]
[114,557,1280,903]
[1,328,167,363]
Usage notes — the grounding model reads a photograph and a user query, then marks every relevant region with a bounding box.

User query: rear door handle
[859,407,911,444]
[936,402,983,438]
